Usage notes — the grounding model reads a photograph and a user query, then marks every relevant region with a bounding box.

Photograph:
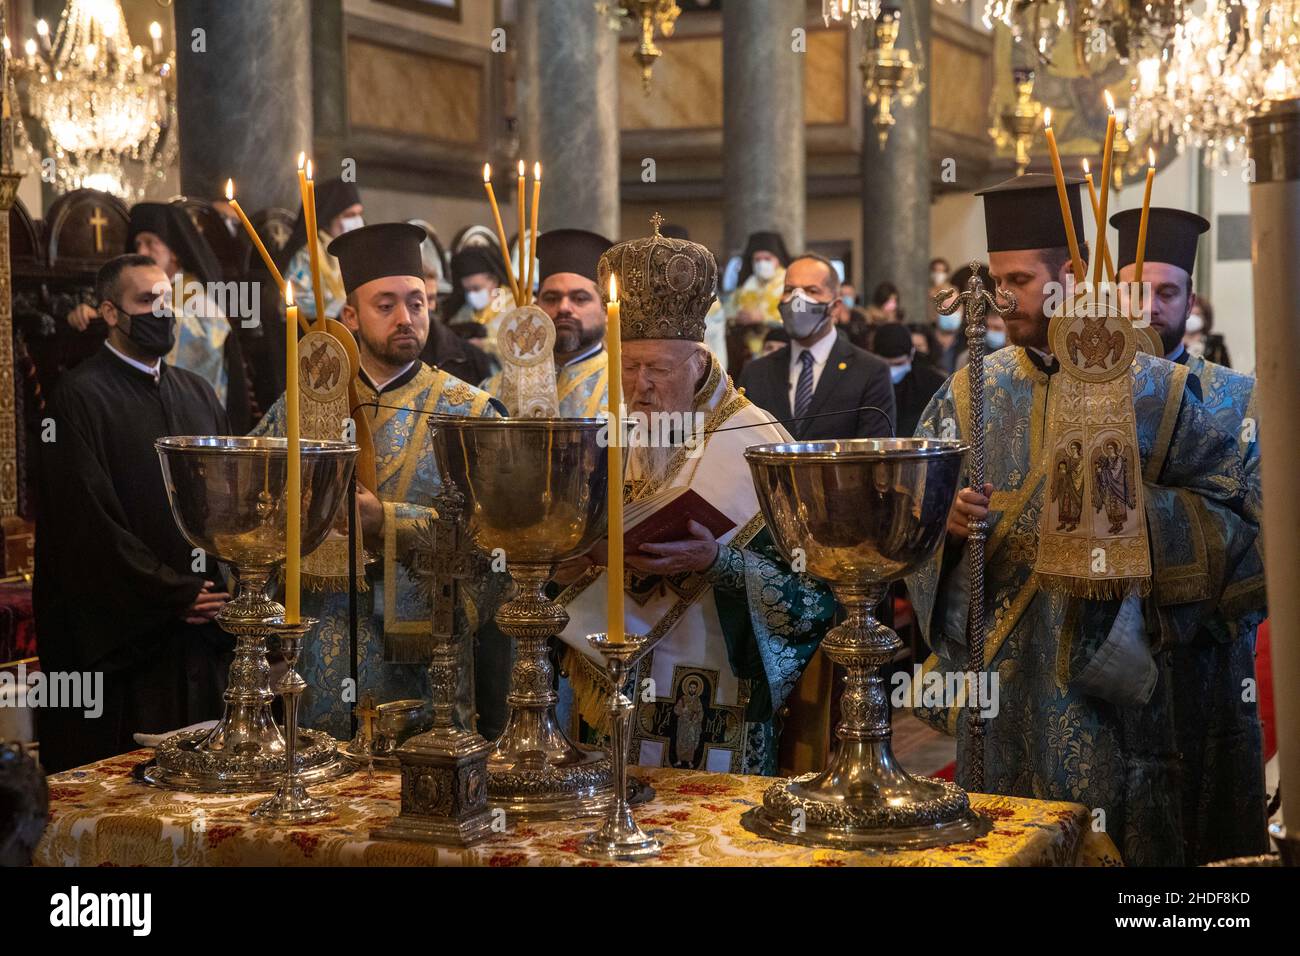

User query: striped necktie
[794,349,815,424]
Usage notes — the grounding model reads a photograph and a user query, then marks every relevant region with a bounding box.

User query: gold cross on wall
[89,206,109,253]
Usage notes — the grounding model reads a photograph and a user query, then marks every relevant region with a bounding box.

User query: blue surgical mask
[937,311,961,332]
[986,330,1007,350]
[889,361,912,384]
[841,294,855,308]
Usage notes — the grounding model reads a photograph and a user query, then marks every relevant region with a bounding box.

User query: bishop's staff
[933,265,1015,793]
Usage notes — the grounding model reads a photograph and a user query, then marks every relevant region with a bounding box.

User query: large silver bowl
[144,436,358,793]
[746,437,964,586]
[430,416,614,820]
[157,436,358,571]
[741,437,990,849]
[431,416,609,565]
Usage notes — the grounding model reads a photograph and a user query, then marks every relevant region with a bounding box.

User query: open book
[624,486,736,554]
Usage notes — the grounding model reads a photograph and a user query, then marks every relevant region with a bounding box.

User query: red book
[624,487,736,553]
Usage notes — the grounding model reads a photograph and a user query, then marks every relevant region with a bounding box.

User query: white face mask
[465,288,491,312]
[1185,313,1205,334]
[889,361,912,384]
[337,215,364,234]
[753,258,778,282]
[937,311,961,332]
[931,270,949,286]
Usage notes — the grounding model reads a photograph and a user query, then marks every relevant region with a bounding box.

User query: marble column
[860,3,931,324]
[174,0,313,211]
[311,0,349,175]
[530,0,619,238]
[1247,98,1300,861]
[723,0,805,256]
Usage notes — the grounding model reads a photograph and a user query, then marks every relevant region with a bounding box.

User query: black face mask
[113,302,176,357]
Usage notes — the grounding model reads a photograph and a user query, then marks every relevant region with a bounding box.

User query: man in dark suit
[738,253,895,440]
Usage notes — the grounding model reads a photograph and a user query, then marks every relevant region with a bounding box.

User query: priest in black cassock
[34,254,233,773]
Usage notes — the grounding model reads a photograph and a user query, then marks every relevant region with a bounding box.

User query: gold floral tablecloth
[35,751,1121,867]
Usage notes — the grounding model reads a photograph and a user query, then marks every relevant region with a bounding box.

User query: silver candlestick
[252,616,333,823]
[579,633,661,862]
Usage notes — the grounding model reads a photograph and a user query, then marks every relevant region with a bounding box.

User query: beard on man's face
[553,314,600,355]
[1003,290,1052,349]
[360,323,426,367]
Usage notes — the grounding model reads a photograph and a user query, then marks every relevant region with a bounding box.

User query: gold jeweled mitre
[598,213,718,342]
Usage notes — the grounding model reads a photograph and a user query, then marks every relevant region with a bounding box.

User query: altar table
[35,750,1121,867]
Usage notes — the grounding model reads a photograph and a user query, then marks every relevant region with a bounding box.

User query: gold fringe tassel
[1033,571,1150,602]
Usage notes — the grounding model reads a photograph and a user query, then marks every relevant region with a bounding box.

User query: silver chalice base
[740,772,991,850]
[143,727,348,793]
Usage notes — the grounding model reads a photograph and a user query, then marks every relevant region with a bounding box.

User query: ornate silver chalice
[144,436,357,792]
[431,417,614,821]
[741,438,992,849]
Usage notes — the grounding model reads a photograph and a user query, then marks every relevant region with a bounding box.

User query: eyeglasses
[621,362,678,384]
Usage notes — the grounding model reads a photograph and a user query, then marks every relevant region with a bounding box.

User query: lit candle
[1081,160,1116,282]
[226,180,307,335]
[148,21,162,57]
[606,275,624,645]
[1093,91,1118,288]
[300,157,327,328]
[525,162,542,307]
[284,282,302,625]
[1134,148,1157,285]
[1042,108,1087,285]
[516,160,527,303]
[482,163,521,305]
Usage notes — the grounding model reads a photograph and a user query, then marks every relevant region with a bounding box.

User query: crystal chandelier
[12,0,176,201]
[823,1,884,28]
[947,1,1192,73]
[1127,1,1300,167]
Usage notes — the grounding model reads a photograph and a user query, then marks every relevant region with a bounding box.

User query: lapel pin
[837,361,847,371]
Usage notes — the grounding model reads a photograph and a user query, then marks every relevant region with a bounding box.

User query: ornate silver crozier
[741,438,992,849]
[145,436,357,792]
[432,417,614,821]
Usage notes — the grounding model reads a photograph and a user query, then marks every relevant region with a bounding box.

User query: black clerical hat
[326,222,426,294]
[537,229,613,283]
[741,230,791,265]
[872,322,914,359]
[1110,207,1209,275]
[127,202,222,286]
[451,246,504,283]
[976,174,1087,253]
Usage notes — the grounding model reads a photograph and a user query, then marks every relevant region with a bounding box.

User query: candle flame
[149,21,162,41]
[24,39,35,57]
[1082,158,1090,174]
[1043,107,1052,129]
[609,274,618,302]
[1148,147,1156,167]
[305,159,313,181]
[285,281,295,307]
[534,161,541,180]
[36,20,47,38]
[517,159,525,177]
[482,163,491,183]
[297,151,305,171]
[1104,90,1115,112]
[225,179,234,201]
